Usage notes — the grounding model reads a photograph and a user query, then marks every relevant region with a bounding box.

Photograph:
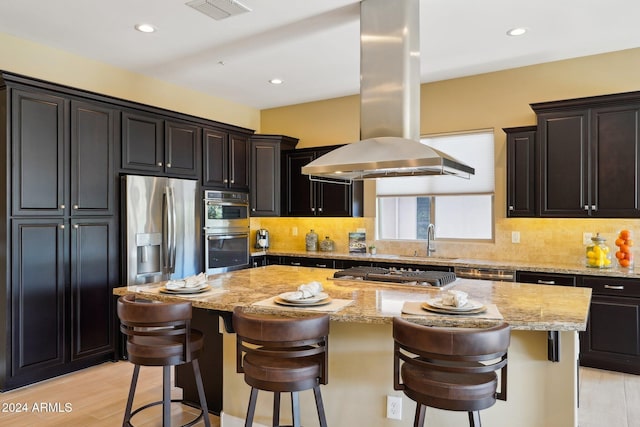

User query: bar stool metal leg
[163,366,171,427]
[291,392,300,427]
[312,385,328,427]
[272,392,281,427]
[414,403,426,427]
[123,365,141,427]
[245,388,259,427]
[468,411,481,427]
[192,359,211,427]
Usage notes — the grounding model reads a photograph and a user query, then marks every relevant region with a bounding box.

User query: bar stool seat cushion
[126,329,204,367]
[243,351,323,392]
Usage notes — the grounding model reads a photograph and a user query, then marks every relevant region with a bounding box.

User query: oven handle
[207,233,249,240]
[205,200,249,207]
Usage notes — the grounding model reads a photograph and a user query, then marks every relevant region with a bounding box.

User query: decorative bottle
[320,236,335,252]
[305,229,318,251]
[585,233,612,268]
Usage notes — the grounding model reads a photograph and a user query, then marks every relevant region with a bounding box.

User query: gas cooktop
[332,266,457,287]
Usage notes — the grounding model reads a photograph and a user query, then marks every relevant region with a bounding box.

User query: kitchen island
[114,265,591,427]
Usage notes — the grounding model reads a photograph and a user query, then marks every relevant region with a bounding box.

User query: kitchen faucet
[426,223,435,257]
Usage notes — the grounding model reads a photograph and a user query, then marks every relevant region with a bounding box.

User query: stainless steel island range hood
[301,0,474,183]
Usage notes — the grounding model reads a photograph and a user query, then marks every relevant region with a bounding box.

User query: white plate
[424,298,484,312]
[160,284,211,294]
[165,281,208,291]
[278,291,329,304]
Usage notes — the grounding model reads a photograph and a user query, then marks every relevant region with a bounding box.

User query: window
[376,130,494,241]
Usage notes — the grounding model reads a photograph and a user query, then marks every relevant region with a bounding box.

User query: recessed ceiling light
[269,78,283,85]
[506,27,528,36]
[135,23,157,33]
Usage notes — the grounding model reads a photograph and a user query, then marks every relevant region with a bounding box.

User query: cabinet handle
[59,224,65,229]
[166,163,171,168]
[318,207,323,212]
[311,207,315,212]
[73,224,79,229]
[73,204,78,210]
[508,206,514,211]
[603,284,624,290]
[224,179,228,183]
[60,204,65,209]
[157,162,163,166]
[290,262,301,266]
[315,264,327,268]
[230,180,235,184]
[537,280,556,285]
[252,208,256,212]
[592,205,597,211]
[583,205,589,211]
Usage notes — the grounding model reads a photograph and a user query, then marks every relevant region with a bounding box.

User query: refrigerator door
[124,175,200,285]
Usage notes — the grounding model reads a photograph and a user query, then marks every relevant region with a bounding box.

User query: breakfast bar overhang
[114,265,591,427]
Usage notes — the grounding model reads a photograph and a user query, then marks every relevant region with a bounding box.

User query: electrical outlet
[583,232,593,245]
[386,395,402,420]
[511,231,520,244]
[292,227,298,236]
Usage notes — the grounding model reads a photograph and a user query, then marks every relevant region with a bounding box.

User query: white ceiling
[1,0,639,110]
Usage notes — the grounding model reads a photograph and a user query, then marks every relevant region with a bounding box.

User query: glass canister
[585,233,612,268]
[614,229,634,269]
[319,236,335,252]
[305,229,318,251]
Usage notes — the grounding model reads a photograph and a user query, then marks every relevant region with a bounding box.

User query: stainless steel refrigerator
[123,174,201,285]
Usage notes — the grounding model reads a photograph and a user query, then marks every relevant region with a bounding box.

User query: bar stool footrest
[126,399,206,427]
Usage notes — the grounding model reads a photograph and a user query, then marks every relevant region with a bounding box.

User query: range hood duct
[301,0,474,183]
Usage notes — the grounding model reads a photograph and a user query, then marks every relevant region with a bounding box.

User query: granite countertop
[252,249,640,279]
[113,265,591,332]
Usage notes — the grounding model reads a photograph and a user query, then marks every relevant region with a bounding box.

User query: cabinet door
[71,100,115,215]
[591,105,640,217]
[11,89,66,216]
[70,217,117,361]
[251,139,280,216]
[284,150,315,216]
[579,295,640,374]
[202,128,228,187]
[229,133,250,190]
[11,219,66,377]
[121,111,163,173]
[505,126,536,217]
[538,111,590,217]
[165,120,200,178]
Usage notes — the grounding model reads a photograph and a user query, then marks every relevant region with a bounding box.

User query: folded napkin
[166,272,207,289]
[441,290,468,307]
[287,281,323,300]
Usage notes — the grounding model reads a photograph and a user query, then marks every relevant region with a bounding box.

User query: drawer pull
[315,264,327,268]
[290,262,301,266]
[537,280,556,285]
[603,284,624,290]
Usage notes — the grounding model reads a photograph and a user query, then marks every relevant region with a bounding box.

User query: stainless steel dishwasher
[454,267,516,282]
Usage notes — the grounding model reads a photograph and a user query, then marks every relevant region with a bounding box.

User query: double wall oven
[203,190,250,274]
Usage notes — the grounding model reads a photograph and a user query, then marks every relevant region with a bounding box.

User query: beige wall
[258,48,640,265]
[0,32,260,131]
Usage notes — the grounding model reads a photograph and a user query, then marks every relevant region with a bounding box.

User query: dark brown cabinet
[578,276,640,374]
[122,112,199,178]
[250,134,298,216]
[532,94,640,217]
[504,126,536,217]
[1,76,119,390]
[203,128,251,190]
[283,146,363,217]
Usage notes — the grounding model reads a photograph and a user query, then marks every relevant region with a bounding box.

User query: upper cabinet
[203,128,251,191]
[282,146,363,217]
[533,93,640,218]
[504,126,536,217]
[121,112,199,178]
[250,134,298,217]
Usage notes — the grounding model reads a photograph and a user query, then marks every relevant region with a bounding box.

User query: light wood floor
[579,367,640,427]
[0,361,219,426]
[0,362,637,426]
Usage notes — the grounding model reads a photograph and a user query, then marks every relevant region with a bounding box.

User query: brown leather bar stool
[232,306,330,427]
[117,294,211,427]
[393,318,510,427]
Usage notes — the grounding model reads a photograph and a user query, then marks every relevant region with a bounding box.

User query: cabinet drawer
[581,276,640,297]
[517,271,576,286]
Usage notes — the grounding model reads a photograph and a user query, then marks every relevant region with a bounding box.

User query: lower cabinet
[3,217,118,390]
[578,276,640,374]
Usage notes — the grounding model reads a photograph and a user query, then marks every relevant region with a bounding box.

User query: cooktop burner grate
[333,266,456,287]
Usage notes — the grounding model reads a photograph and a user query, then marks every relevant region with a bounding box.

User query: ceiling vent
[186,0,252,21]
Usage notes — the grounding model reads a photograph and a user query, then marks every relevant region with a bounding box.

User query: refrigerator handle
[166,186,177,274]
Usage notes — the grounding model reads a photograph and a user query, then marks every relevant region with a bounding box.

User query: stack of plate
[160,281,210,294]
[274,291,332,307]
[421,298,486,315]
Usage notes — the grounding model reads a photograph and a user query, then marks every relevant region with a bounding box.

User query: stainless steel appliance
[255,229,269,249]
[123,175,201,285]
[453,267,515,282]
[333,266,457,287]
[203,190,250,274]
